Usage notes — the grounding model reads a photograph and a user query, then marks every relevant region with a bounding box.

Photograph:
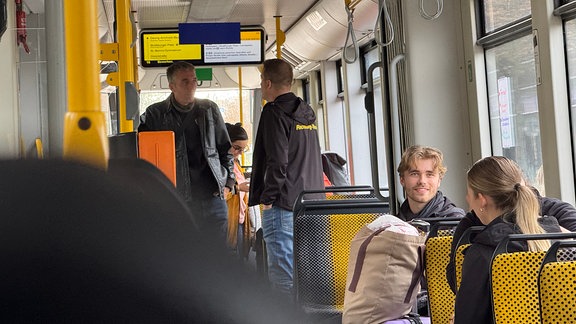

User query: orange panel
[138,131,177,186]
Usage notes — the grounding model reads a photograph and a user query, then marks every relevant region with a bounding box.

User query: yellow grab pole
[35,138,44,159]
[63,0,109,169]
[117,0,135,132]
[346,0,363,10]
[274,16,285,59]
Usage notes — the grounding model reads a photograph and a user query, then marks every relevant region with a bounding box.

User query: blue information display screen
[140,26,265,68]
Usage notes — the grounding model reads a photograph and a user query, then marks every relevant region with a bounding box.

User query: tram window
[361,45,380,85]
[303,78,310,104]
[481,0,531,34]
[316,71,323,102]
[138,89,255,166]
[563,19,576,177]
[336,59,344,95]
[485,34,543,186]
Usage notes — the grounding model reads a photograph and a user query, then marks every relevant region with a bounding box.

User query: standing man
[397,145,465,221]
[249,58,324,294]
[138,61,235,244]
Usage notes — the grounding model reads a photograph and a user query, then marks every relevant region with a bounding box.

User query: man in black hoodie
[248,58,324,295]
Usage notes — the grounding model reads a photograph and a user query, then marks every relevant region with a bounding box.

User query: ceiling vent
[187,0,240,21]
[280,0,378,62]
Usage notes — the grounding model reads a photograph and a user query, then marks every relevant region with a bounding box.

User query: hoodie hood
[273,93,317,125]
[474,214,561,250]
[398,191,465,221]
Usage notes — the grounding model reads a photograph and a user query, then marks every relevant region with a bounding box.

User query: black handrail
[493,232,576,257]
[541,239,576,265]
[366,61,396,213]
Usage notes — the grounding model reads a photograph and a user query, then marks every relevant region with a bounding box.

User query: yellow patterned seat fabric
[539,261,576,324]
[425,235,455,324]
[454,243,469,291]
[294,212,379,317]
[491,251,545,323]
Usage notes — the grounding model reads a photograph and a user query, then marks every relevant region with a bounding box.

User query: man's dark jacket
[397,191,465,222]
[138,97,235,201]
[249,93,324,211]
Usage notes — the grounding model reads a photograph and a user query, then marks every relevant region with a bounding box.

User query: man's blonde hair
[397,145,447,177]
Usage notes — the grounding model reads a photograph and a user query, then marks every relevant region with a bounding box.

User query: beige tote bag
[343,222,426,324]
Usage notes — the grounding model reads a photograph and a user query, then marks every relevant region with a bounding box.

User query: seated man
[396,145,465,316]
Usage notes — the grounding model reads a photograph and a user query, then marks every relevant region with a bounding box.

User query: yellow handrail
[63,0,109,169]
[345,0,363,10]
[116,0,136,133]
[35,138,44,159]
[274,16,285,59]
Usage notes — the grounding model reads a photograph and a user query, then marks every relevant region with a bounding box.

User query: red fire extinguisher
[15,0,29,53]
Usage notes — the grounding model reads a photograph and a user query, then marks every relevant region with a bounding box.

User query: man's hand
[262,204,272,210]
[238,181,250,192]
[224,186,231,197]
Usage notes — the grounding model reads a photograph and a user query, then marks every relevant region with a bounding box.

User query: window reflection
[482,0,531,34]
[564,19,576,192]
[485,35,542,186]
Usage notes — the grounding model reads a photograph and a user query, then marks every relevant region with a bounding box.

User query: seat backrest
[0,159,308,323]
[491,250,546,323]
[425,233,455,324]
[539,261,576,323]
[538,240,576,324]
[490,233,576,324]
[453,226,485,292]
[294,186,389,206]
[293,200,387,319]
[454,244,469,292]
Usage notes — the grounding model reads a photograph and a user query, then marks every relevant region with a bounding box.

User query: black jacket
[397,191,465,222]
[138,97,235,201]
[446,192,576,292]
[453,215,561,324]
[248,93,324,211]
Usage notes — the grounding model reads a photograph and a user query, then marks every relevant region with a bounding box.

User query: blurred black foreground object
[0,158,309,323]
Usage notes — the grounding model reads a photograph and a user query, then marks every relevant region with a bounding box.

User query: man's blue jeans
[262,206,293,295]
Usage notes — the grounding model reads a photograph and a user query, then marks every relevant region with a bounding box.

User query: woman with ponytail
[453,156,562,324]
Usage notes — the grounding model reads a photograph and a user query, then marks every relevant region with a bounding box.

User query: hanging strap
[347,226,389,292]
[404,245,425,303]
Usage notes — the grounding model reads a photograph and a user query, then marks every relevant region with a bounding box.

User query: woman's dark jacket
[446,191,576,292]
[138,97,235,201]
[248,93,324,211]
[453,215,561,324]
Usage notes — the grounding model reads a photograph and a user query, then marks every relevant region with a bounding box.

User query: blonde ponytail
[514,184,550,251]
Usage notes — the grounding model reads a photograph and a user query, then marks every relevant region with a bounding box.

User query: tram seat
[0,158,308,323]
[424,221,459,324]
[452,226,485,292]
[107,157,201,231]
[489,233,576,323]
[538,240,576,324]
[108,131,138,159]
[296,186,385,203]
[293,194,389,321]
[453,246,467,292]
